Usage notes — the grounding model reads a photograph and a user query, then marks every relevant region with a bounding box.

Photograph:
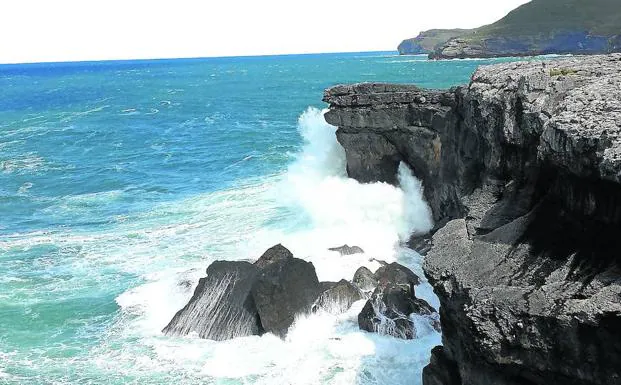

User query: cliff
[398,29,471,55]
[400,0,621,59]
[323,54,621,385]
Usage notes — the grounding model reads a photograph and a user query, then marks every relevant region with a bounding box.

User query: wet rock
[375,262,421,287]
[358,281,437,339]
[164,245,322,340]
[324,55,621,384]
[328,244,365,255]
[407,233,433,256]
[178,279,193,291]
[162,261,261,340]
[352,266,378,292]
[313,279,362,314]
[251,254,321,337]
[254,243,293,268]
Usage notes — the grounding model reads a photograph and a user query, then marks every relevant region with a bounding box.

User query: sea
[0,52,526,385]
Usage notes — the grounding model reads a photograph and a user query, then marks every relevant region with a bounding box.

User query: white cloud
[0,0,530,63]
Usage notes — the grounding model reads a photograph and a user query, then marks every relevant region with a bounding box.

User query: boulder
[352,266,378,292]
[254,243,293,268]
[328,244,365,255]
[358,281,437,339]
[251,255,321,337]
[162,261,261,340]
[313,279,363,314]
[164,244,323,340]
[375,262,421,287]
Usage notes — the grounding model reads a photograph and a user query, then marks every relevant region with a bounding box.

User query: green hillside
[400,0,621,58]
[472,0,621,38]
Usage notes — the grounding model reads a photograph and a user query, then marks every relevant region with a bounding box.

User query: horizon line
[0,50,400,67]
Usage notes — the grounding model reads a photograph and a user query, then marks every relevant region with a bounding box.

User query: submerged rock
[313,279,363,314]
[328,244,365,255]
[162,261,261,340]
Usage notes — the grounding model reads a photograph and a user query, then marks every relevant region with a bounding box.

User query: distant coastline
[399,0,621,59]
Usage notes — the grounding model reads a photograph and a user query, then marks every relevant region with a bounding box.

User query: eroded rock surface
[324,54,621,385]
[313,279,363,314]
[162,261,261,340]
[357,262,438,339]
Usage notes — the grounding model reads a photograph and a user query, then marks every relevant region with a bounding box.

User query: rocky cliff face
[323,54,621,385]
[398,29,471,55]
[430,32,621,60]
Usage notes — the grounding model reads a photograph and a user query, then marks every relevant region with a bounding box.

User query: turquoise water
[1,52,521,384]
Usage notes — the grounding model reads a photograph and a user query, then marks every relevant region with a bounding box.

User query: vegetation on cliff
[399,0,621,58]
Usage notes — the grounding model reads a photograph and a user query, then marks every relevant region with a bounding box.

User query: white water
[1,107,439,384]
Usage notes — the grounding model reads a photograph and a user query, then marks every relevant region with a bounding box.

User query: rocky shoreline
[323,54,621,384]
[163,244,440,341]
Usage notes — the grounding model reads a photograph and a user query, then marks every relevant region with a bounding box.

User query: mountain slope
[400,0,621,58]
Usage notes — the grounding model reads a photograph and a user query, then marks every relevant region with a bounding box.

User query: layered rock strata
[323,54,621,385]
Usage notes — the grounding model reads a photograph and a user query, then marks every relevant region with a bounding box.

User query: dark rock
[352,266,378,292]
[324,55,621,384]
[319,281,338,293]
[375,262,421,288]
[328,244,365,255]
[369,258,389,266]
[358,281,437,339]
[164,245,323,341]
[407,233,433,256]
[254,243,293,268]
[422,346,462,385]
[251,255,321,337]
[313,279,362,314]
[162,261,261,340]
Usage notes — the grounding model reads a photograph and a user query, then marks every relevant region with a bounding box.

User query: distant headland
[398,0,621,59]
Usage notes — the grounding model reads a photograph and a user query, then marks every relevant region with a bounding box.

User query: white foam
[1,107,439,384]
[105,107,439,383]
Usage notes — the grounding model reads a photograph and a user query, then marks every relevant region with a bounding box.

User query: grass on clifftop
[464,0,621,40]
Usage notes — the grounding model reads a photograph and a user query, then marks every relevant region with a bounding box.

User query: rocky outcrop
[313,279,363,314]
[323,54,621,384]
[163,244,321,339]
[430,32,621,60]
[251,252,322,337]
[164,245,438,341]
[398,29,471,55]
[163,260,262,340]
[358,262,438,339]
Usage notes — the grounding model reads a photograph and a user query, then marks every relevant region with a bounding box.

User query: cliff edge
[323,54,621,385]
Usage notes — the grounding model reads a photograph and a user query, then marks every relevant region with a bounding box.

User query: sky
[0,0,530,64]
